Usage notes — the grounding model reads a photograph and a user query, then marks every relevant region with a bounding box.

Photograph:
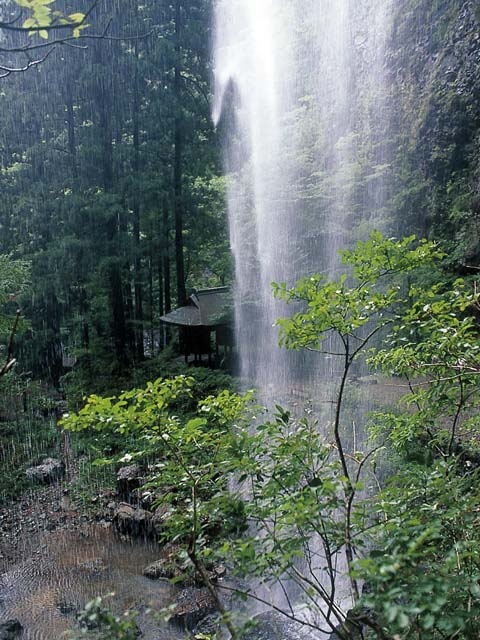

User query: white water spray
[214,0,393,398]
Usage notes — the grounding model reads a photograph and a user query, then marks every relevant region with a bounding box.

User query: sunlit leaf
[68,12,85,22]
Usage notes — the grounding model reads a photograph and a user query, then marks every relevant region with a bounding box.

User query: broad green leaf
[68,12,85,22]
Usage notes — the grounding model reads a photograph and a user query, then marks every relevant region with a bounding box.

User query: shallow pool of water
[0,524,186,639]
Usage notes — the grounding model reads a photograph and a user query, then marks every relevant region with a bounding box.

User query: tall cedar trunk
[124,273,136,356]
[119,199,136,357]
[133,39,144,360]
[109,266,129,368]
[158,254,165,350]
[163,201,172,314]
[162,201,172,347]
[174,0,187,307]
[148,253,154,354]
[79,286,89,350]
[65,82,77,179]
[44,289,63,388]
[95,42,129,367]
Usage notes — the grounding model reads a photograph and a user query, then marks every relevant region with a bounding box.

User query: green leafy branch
[9,0,96,40]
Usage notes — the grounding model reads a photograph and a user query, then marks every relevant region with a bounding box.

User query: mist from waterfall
[213,0,393,401]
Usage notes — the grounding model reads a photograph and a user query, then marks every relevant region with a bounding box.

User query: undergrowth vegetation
[62,233,480,639]
[0,376,60,503]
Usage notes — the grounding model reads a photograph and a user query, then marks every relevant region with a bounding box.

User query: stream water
[0,524,183,639]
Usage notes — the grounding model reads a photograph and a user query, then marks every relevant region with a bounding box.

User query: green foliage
[273,232,443,354]
[369,276,480,456]
[14,0,88,38]
[224,408,351,616]
[131,360,237,403]
[355,461,480,638]
[62,233,480,639]
[69,596,139,640]
[265,231,480,638]
[0,254,30,337]
[62,376,252,553]
[347,240,480,638]
[62,375,196,461]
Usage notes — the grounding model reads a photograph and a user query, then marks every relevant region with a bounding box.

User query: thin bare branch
[0,25,156,54]
[216,583,338,637]
[0,47,52,77]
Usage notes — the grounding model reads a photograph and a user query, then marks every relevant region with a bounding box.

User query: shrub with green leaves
[62,376,252,551]
[68,596,139,640]
[62,233,480,640]
[354,460,480,638]
[259,231,480,638]
[0,254,30,331]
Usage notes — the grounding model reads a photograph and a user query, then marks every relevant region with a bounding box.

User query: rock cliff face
[387,0,480,268]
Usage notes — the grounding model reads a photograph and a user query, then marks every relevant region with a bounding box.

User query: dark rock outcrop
[0,619,23,640]
[192,612,220,638]
[151,503,174,536]
[143,558,176,580]
[25,458,65,485]
[143,543,226,586]
[116,464,145,503]
[113,502,154,538]
[143,543,184,580]
[170,587,217,629]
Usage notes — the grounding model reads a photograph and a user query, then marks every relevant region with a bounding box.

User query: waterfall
[213,0,393,399]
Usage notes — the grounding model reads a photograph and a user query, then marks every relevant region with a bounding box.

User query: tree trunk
[65,83,77,179]
[174,0,187,307]
[132,40,144,360]
[163,202,172,314]
[94,41,129,368]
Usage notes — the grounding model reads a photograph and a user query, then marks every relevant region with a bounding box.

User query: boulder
[242,611,306,640]
[25,458,65,484]
[116,464,145,502]
[0,619,22,639]
[152,503,175,536]
[143,543,188,581]
[137,489,156,509]
[113,502,154,538]
[143,543,226,586]
[143,558,177,580]
[192,612,221,638]
[170,587,217,629]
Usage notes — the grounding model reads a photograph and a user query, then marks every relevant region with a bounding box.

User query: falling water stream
[213,0,393,396]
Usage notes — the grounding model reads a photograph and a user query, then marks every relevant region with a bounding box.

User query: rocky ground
[0,458,326,640]
[0,456,116,571]
[0,459,226,639]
